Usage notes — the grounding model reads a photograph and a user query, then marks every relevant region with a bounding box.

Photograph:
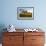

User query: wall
[0,0,46,29]
[0,0,46,44]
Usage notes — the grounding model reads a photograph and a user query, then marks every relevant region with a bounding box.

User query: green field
[19,12,32,17]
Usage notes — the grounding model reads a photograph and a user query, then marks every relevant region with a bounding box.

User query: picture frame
[17,7,34,20]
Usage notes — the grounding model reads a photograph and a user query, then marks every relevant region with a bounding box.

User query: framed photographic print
[17,7,34,20]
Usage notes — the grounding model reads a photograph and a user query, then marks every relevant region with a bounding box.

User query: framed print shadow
[17,7,34,20]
